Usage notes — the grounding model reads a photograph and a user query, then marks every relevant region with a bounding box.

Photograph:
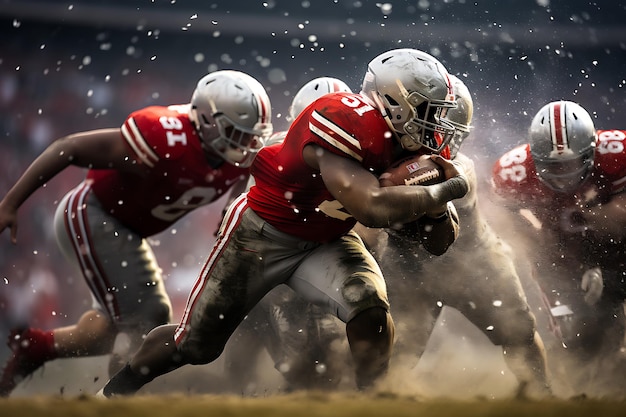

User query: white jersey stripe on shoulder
[174,193,249,343]
[310,122,363,162]
[121,118,159,168]
[311,110,362,150]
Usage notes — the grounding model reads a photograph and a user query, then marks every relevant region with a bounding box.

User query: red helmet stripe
[330,80,342,92]
[258,94,269,123]
[550,101,568,155]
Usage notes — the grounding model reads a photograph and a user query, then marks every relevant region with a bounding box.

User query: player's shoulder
[264,130,287,147]
[127,104,191,125]
[306,92,390,154]
[492,143,541,195]
[310,92,386,127]
[595,129,626,180]
[123,104,198,163]
[493,144,533,173]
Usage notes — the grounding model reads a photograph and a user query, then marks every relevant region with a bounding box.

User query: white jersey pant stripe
[59,180,120,319]
[174,193,248,343]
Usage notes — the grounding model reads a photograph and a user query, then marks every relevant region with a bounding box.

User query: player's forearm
[419,203,460,256]
[2,140,73,209]
[406,176,468,219]
[361,175,468,228]
[582,194,626,240]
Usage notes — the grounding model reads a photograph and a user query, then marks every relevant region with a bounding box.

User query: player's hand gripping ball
[379,153,454,255]
[379,153,445,187]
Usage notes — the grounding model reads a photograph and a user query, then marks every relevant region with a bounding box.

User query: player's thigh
[54,189,171,330]
[287,230,390,323]
[176,208,299,358]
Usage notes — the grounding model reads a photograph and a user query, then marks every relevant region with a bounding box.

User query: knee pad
[342,275,377,304]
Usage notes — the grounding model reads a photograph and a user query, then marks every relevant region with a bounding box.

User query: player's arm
[304,144,468,228]
[0,128,144,243]
[579,192,626,240]
[416,201,460,256]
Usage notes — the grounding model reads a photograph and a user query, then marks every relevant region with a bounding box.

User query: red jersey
[248,92,396,242]
[492,129,626,209]
[87,104,248,237]
[491,129,626,268]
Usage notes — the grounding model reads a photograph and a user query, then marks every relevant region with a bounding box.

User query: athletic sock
[16,328,58,362]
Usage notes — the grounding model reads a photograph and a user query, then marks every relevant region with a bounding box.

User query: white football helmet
[287,77,352,122]
[360,48,457,154]
[529,100,596,192]
[189,70,273,167]
[446,74,474,159]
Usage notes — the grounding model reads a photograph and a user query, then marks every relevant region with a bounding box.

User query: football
[379,153,445,187]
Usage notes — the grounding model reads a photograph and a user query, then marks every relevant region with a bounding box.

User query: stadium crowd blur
[1,0,625,381]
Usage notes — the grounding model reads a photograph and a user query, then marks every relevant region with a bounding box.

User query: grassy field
[1,392,626,417]
[2,308,624,416]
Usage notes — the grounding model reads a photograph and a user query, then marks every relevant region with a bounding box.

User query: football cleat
[0,328,48,396]
[94,387,108,399]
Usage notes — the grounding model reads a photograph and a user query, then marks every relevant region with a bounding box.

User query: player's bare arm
[0,128,143,243]
[303,144,469,228]
[580,192,626,240]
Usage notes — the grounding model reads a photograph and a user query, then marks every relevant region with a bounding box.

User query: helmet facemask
[533,148,594,193]
[191,106,270,168]
[396,80,457,153]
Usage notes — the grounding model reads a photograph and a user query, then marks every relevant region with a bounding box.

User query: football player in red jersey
[357,75,552,399]
[98,48,470,397]
[491,100,626,395]
[0,70,273,397]
[224,76,353,394]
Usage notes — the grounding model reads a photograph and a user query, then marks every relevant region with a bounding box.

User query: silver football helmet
[529,100,596,192]
[360,48,457,154]
[446,74,474,159]
[287,77,352,122]
[189,70,273,167]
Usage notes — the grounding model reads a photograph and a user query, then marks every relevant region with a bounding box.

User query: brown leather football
[379,153,444,187]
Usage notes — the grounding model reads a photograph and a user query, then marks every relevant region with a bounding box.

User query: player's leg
[222,294,273,394]
[101,203,287,396]
[58,188,172,368]
[49,310,117,356]
[287,230,394,390]
[100,323,181,397]
[454,252,552,398]
[1,188,116,396]
[372,230,440,368]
